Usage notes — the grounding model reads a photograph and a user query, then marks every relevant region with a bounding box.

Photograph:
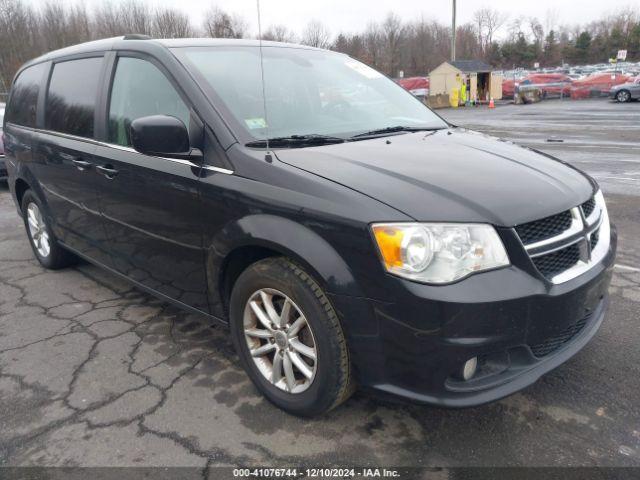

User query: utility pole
[451,0,457,61]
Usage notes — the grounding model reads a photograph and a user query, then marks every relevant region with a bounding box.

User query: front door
[33,56,111,264]
[94,55,209,311]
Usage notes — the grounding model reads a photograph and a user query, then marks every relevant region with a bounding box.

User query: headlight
[371,223,510,284]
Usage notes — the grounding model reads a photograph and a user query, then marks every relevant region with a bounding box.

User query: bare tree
[0,0,39,89]
[119,0,152,35]
[262,24,296,43]
[380,12,405,76]
[152,7,193,38]
[406,17,449,74]
[473,8,508,55]
[363,21,383,69]
[93,2,124,37]
[203,5,246,38]
[66,4,91,43]
[40,2,71,50]
[529,17,544,47]
[544,8,559,35]
[301,20,331,49]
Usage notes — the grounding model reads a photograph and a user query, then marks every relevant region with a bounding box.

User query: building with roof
[428,59,503,104]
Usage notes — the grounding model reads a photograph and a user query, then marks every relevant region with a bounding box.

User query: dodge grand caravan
[3,37,616,416]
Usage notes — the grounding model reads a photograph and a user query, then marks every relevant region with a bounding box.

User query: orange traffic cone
[489,97,495,109]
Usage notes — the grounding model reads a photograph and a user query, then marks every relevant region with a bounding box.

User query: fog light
[461,357,478,381]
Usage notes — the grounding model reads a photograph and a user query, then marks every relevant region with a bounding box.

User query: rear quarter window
[45,57,103,139]
[5,63,48,128]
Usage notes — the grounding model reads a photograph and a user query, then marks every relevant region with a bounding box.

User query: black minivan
[3,37,616,416]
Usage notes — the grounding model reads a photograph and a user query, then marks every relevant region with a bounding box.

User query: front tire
[21,190,77,269]
[229,257,353,416]
[616,90,631,103]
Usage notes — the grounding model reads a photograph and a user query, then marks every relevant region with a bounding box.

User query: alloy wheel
[243,288,318,393]
[617,90,630,102]
[26,203,51,258]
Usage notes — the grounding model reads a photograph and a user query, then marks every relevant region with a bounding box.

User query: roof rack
[123,34,152,40]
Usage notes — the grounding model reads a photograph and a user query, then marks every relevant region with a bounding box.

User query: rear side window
[45,57,103,138]
[108,57,190,147]
[6,63,47,127]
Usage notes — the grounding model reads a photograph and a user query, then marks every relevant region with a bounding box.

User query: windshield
[173,46,447,142]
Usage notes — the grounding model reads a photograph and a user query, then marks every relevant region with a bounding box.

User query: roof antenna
[256,0,271,162]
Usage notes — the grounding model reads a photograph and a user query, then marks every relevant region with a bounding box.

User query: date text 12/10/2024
[233,468,402,478]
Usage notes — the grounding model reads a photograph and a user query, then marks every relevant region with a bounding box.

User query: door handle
[96,165,119,179]
[71,158,93,170]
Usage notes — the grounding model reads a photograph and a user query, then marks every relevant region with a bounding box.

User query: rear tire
[229,257,353,416]
[21,190,77,269]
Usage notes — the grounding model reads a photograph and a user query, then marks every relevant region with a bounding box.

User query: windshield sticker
[345,60,383,79]
[244,118,267,129]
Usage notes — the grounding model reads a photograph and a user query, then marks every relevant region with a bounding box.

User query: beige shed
[429,60,503,104]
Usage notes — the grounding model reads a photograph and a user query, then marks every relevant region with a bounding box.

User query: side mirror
[130,115,200,160]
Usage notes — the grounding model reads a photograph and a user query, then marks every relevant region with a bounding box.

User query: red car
[397,77,430,99]
[524,74,573,97]
[502,78,517,98]
[503,73,572,99]
[571,73,631,99]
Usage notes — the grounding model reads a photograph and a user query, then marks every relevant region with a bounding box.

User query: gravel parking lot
[0,99,639,472]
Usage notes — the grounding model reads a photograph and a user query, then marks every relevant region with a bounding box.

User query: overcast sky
[52,0,637,38]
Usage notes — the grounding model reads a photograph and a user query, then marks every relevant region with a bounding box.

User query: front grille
[515,210,573,245]
[529,314,590,357]
[581,197,596,218]
[532,243,581,279]
[590,228,600,250]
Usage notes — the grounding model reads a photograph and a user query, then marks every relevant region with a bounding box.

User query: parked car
[0,102,6,180]
[502,78,517,99]
[571,72,630,99]
[520,73,573,98]
[502,71,529,99]
[610,76,640,102]
[4,37,616,416]
[397,76,430,102]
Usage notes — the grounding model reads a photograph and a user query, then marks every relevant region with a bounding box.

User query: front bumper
[330,226,616,407]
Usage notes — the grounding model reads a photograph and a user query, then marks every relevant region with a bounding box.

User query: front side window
[173,46,447,141]
[108,57,190,147]
[45,57,103,138]
[6,63,47,128]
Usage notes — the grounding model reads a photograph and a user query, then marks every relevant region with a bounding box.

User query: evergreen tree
[544,30,560,66]
[574,31,592,64]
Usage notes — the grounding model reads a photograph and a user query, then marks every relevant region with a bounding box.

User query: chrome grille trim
[523,207,583,252]
[528,213,604,258]
[514,191,610,284]
[550,195,610,284]
[583,200,602,226]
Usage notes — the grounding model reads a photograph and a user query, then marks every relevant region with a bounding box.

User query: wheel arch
[206,214,364,320]
[14,177,31,210]
[11,167,48,217]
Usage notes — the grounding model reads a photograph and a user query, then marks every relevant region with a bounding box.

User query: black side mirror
[130,115,200,160]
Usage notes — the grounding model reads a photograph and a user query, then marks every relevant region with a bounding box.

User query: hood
[274,129,595,226]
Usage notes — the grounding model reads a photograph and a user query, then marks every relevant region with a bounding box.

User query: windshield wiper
[350,125,446,139]
[246,134,346,148]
